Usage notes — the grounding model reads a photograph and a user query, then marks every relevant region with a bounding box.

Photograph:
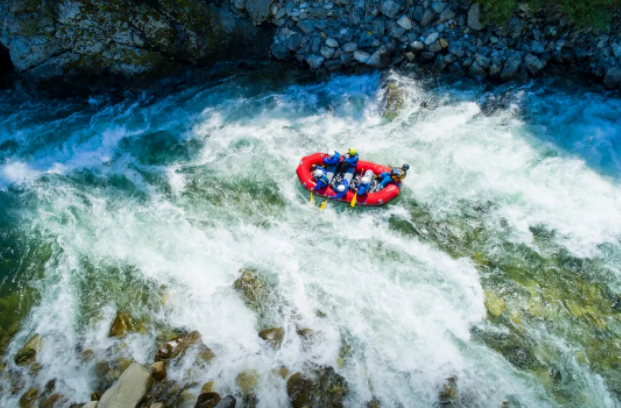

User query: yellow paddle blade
[310,191,314,203]
[350,193,358,208]
[320,199,328,210]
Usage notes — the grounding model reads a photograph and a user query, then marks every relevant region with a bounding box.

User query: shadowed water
[1,69,621,407]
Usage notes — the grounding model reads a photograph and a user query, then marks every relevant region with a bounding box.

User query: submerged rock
[287,367,348,408]
[213,396,236,408]
[236,370,259,395]
[287,373,315,408]
[14,335,43,366]
[150,361,166,382]
[195,392,221,408]
[99,363,152,408]
[19,388,39,408]
[155,331,206,362]
[439,377,457,406]
[108,311,134,337]
[484,290,506,317]
[233,269,271,314]
[258,327,284,347]
[382,82,404,120]
[603,67,621,90]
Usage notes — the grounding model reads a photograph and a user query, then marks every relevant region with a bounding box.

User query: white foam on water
[2,71,621,407]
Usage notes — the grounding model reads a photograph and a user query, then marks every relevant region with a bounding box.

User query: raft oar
[320,198,328,210]
[351,169,364,208]
[310,191,314,203]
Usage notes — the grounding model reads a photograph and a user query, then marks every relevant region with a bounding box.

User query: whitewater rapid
[1,70,621,407]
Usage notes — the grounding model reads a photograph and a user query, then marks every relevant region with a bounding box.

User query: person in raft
[323,150,341,165]
[357,174,371,195]
[332,179,349,199]
[379,163,410,189]
[343,148,359,168]
[311,166,329,190]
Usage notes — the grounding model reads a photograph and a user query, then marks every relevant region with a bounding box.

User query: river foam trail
[1,70,621,407]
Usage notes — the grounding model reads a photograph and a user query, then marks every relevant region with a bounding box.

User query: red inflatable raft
[296,152,400,206]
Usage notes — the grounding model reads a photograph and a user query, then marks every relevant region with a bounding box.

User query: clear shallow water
[1,69,621,407]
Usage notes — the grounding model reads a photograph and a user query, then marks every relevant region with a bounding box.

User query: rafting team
[311,149,410,199]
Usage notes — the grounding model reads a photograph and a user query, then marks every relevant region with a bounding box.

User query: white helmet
[337,184,346,192]
[328,150,336,158]
[313,169,323,178]
[361,176,371,184]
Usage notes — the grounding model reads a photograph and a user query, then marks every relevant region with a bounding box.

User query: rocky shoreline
[1,0,621,96]
[2,268,470,408]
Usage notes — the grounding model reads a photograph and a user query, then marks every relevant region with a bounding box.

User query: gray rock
[340,52,354,65]
[354,51,371,63]
[389,24,406,38]
[449,62,463,75]
[325,38,339,48]
[405,52,416,62]
[431,2,447,13]
[349,12,361,25]
[325,59,342,71]
[439,9,455,21]
[288,33,303,51]
[381,0,401,19]
[467,3,485,31]
[421,51,436,60]
[372,20,386,38]
[474,53,490,69]
[468,61,485,76]
[306,54,325,69]
[425,32,440,46]
[234,0,247,10]
[368,45,393,68]
[412,5,425,22]
[272,44,291,60]
[410,41,425,52]
[603,67,621,89]
[448,43,465,58]
[432,54,447,72]
[99,363,152,408]
[359,33,376,48]
[320,46,335,59]
[83,403,98,408]
[531,40,544,54]
[397,15,413,30]
[213,396,237,408]
[342,42,358,53]
[524,53,544,76]
[297,20,315,33]
[500,53,522,81]
[612,43,621,59]
[420,9,437,27]
[246,0,274,24]
[429,41,442,53]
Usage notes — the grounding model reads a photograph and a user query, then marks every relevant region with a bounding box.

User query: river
[1,68,621,407]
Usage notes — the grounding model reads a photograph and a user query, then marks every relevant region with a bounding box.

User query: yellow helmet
[349,148,357,155]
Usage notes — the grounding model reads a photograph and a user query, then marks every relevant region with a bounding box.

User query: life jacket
[391,167,406,182]
[357,181,369,195]
[316,173,329,186]
[323,152,341,165]
[344,152,359,167]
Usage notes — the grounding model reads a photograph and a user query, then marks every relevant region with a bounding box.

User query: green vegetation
[478,0,621,27]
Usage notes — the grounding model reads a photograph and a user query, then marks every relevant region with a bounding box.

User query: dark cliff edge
[1,0,621,96]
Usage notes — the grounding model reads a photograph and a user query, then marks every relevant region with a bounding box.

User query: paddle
[320,198,328,210]
[310,191,314,203]
[350,169,364,208]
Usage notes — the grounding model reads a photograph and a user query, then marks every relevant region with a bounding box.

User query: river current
[1,69,621,407]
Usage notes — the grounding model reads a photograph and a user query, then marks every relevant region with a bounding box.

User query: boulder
[213,396,236,408]
[354,51,371,63]
[233,269,270,314]
[432,55,447,72]
[196,392,221,408]
[155,331,203,362]
[325,39,339,48]
[382,82,404,119]
[149,404,165,408]
[425,32,439,46]
[500,53,522,82]
[468,61,485,77]
[429,42,442,53]
[411,41,425,53]
[234,0,247,10]
[19,388,39,408]
[467,4,485,31]
[367,46,393,68]
[83,403,99,408]
[397,16,412,30]
[99,363,152,408]
[306,55,325,69]
[150,361,166,382]
[484,290,506,317]
[381,0,401,19]
[287,373,315,408]
[258,327,284,347]
[14,334,43,366]
[272,44,291,60]
[603,67,621,89]
[236,370,259,395]
[420,9,436,27]
[342,42,358,53]
[246,0,274,24]
[524,54,544,76]
[320,46,335,59]
[431,2,447,13]
[287,33,303,51]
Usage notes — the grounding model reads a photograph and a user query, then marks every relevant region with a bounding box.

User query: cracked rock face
[0,0,274,95]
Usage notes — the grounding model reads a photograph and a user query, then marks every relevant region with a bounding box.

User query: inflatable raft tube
[296,152,400,206]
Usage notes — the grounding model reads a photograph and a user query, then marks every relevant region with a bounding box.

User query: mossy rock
[368,401,380,408]
[484,290,506,317]
[14,334,43,366]
[233,269,270,314]
[258,327,283,348]
[287,373,315,408]
[196,392,221,408]
[200,381,214,394]
[236,370,259,395]
[19,388,39,408]
[39,393,65,408]
[382,82,404,120]
[155,331,202,361]
[108,311,134,337]
[439,377,457,405]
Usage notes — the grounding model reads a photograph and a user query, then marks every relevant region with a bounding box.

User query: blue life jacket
[357,180,370,195]
[323,151,341,165]
[332,179,349,199]
[312,167,329,190]
[344,152,359,167]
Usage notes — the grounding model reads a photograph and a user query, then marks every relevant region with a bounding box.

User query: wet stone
[196,392,221,408]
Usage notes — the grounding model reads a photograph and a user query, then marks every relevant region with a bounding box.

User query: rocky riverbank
[1,0,621,94]
[2,268,471,408]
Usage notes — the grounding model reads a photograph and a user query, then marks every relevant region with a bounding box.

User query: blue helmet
[403,164,410,170]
